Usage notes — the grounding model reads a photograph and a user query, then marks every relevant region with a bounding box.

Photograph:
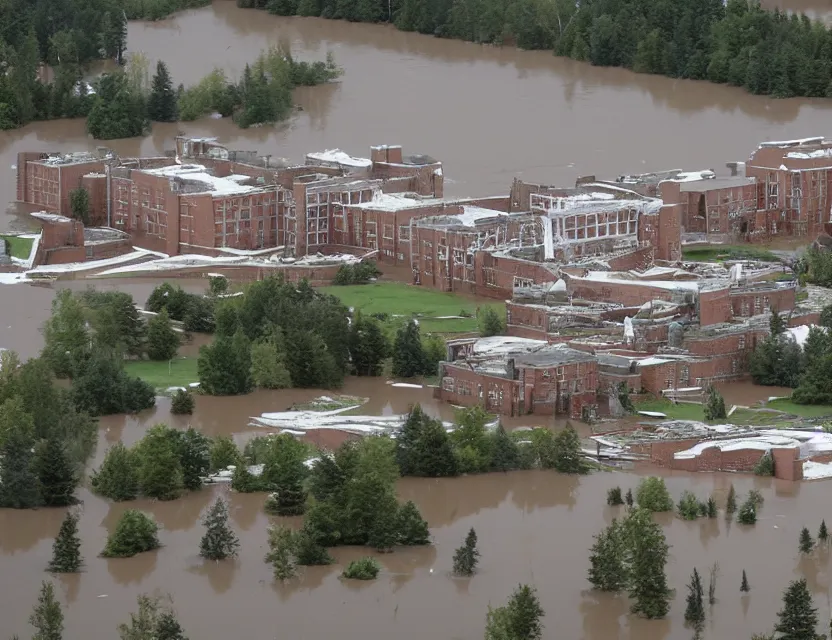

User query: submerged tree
[774,579,819,640]
[265,525,296,581]
[684,568,705,628]
[90,442,139,501]
[48,511,83,573]
[635,476,673,512]
[29,581,63,640]
[738,496,757,525]
[607,486,624,506]
[484,584,544,640]
[706,497,718,518]
[726,484,737,516]
[452,527,480,576]
[199,497,239,561]
[708,562,719,606]
[820,520,829,544]
[741,570,750,593]
[551,423,588,474]
[102,510,160,558]
[587,518,628,592]
[627,508,671,619]
[625,488,634,508]
[799,527,815,555]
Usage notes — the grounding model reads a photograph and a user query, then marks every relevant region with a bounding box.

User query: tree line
[236,0,832,99]
[749,307,832,405]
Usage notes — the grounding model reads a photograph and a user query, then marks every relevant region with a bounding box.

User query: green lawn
[124,357,199,390]
[634,398,705,421]
[1,235,34,260]
[319,282,504,335]
[765,398,832,418]
[681,245,780,263]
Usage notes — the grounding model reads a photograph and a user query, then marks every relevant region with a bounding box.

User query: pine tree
[490,424,520,471]
[90,442,139,501]
[485,584,544,640]
[349,313,389,376]
[154,610,188,640]
[29,581,63,640]
[102,510,160,558]
[607,487,624,506]
[551,423,588,473]
[774,579,819,640]
[587,518,628,592]
[135,425,184,500]
[452,527,480,576]
[199,497,239,560]
[704,385,727,420]
[397,500,430,545]
[260,433,308,515]
[635,476,673,512]
[741,570,750,593]
[391,320,426,378]
[799,527,815,554]
[396,409,458,477]
[48,511,82,573]
[33,436,78,507]
[684,568,705,628]
[819,520,828,544]
[368,495,400,552]
[0,419,41,508]
[706,496,718,518]
[170,389,195,415]
[294,529,333,566]
[146,309,181,361]
[264,525,296,581]
[230,461,260,493]
[147,61,177,122]
[726,484,737,516]
[627,508,671,619]
[69,188,91,225]
[738,496,757,525]
[178,427,210,491]
[625,488,634,508]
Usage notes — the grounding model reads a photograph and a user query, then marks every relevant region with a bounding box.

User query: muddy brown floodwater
[5,2,832,637]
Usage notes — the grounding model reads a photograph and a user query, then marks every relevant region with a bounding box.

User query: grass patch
[634,398,705,421]
[681,245,780,263]
[123,357,199,390]
[765,398,832,418]
[1,235,34,260]
[319,282,504,335]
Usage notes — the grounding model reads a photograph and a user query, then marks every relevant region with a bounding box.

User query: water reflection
[188,558,238,594]
[580,592,628,640]
[106,551,159,585]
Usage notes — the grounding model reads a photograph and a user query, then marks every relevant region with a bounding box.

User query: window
[453,248,464,264]
[513,276,534,289]
[679,365,690,386]
[442,377,455,392]
[483,268,497,287]
[732,359,739,374]
[399,225,410,241]
[738,335,746,350]
[383,224,394,240]
[437,243,448,260]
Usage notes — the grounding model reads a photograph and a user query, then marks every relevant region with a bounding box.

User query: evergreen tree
[726,484,737,516]
[349,313,389,376]
[29,581,63,640]
[478,307,505,337]
[264,525,296,581]
[754,451,775,476]
[368,494,400,552]
[199,497,239,560]
[587,518,628,592]
[0,418,41,508]
[484,584,544,640]
[635,476,673,512]
[774,579,819,640]
[741,569,750,593]
[625,488,634,508]
[250,338,292,389]
[102,510,160,558]
[41,289,89,379]
[607,487,624,506]
[69,187,91,225]
[706,496,718,518]
[147,61,177,122]
[294,529,334,566]
[178,427,210,491]
[799,527,815,554]
[91,442,139,501]
[135,425,184,500]
[452,527,480,576]
[146,309,181,361]
[819,520,829,544]
[70,350,155,416]
[677,491,701,520]
[170,389,195,415]
[230,461,261,493]
[260,433,308,515]
[551,423,589,473]
[704,386,727,420]
[627,508,671,619]
[48,511,83,573]
[738,496,757,525]
[209,436,240,472]
[684,568,705,628]
[490,424,520,471]
[154,611,188,640]
[397,500,430,545]
[450,405,494,473]
[391,320,426,378]
[33,436,78,507]
[197,331,253,396]
[396,408,458,477]
[86,71,148,140]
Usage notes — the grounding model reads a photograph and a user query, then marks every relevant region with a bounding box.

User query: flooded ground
[4,1,832,232]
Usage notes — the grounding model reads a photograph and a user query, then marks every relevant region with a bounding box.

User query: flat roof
[140,164,259,196]
[680,176,756,192]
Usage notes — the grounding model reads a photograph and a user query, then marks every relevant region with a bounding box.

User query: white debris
[250,410,453,436]
[674,435,799,460]
[638,411,667,418]
[391,382,423,389]
[204,463,264,484]
[786,148,832,159]
[306,149,372,169]
[786,325,825,348]
[803,460,832,480]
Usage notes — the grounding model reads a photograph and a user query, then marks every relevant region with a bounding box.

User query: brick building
[437,336,598,418]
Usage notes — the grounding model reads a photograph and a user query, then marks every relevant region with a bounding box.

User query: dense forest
[244,0,832,99]
[0,0,339,135]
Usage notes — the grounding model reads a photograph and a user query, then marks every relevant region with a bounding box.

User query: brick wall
[699,287,732,326]
[730,286,796,318]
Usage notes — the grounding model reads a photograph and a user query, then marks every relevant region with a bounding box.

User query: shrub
[606,486,624,506]
[170,389,195,415]
[342,557,380,580]
[477,307,505,337]
[635,477,673,512]
[102,510,160,557]
[753,452,775,476]
[737,498,757,525]
[677,490,701,520]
